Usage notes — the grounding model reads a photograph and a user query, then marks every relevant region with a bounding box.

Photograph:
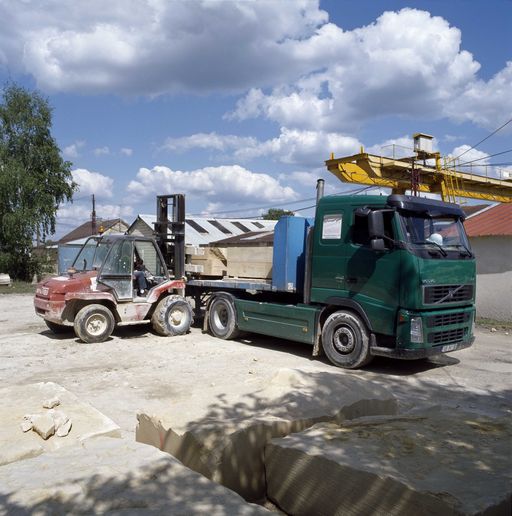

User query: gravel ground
[0,294,510,438]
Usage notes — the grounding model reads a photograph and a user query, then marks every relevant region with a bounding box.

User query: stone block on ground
[0,382,121,466]
[265,411,512,515]
[0,437,268,515]
[136,367,397,502]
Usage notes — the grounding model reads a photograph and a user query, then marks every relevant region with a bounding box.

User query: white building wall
[470,236,512,321]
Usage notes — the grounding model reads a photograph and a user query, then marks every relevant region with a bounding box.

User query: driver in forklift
[133,258,149,296]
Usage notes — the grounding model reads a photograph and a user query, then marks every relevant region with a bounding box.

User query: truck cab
[309,194,475,366]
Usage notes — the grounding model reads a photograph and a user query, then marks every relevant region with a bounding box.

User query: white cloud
[1,0,330,95]
[0,4,507,130]
[366,136,416,158]
[63,140,85,159]
[163,133,257,153]
[72,168,114,198]
[57,202,133,227]
[127,164,298,206]
[445,62,512,128]
[447,145,497,177]
[230,8,507,131]
[162,128,361,168]
[93,146,110,156]
[120,147,133,156]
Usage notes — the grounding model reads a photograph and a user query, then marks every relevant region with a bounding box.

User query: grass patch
[476,317,512,331]
[0,281,37,295]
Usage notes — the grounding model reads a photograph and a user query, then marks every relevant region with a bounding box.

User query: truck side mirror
[368,210,385,238]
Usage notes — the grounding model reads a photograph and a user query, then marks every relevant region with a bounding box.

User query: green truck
[35,190,475,369]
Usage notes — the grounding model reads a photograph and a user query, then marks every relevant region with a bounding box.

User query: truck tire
[74,304,115,344]
[45,320,72,334]
[321,311,373,369]
[151,295,193,336]
[208,295,241,340]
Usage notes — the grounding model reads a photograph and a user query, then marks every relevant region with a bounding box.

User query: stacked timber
[186,231,273,279]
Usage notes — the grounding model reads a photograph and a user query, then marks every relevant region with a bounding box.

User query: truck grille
[424,284,473,305]
[426,312,470,328]
[428,328,466,345]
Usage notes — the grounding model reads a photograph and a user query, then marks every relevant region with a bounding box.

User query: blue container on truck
[272,216,313,292]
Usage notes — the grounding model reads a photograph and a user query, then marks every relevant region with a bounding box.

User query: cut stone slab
[0,437,268,515]
[136,367,397,502]
[265,411,512,515]
[0,382,121,466]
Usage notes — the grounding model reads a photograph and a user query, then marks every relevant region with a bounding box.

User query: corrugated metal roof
[464,203,512,237]
[134,215,276,246]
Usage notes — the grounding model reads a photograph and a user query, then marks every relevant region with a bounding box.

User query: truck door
[345,209,401,335]
[310,211,348,299]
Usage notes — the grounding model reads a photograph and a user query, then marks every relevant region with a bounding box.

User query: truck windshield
[72,239,112,271]
[399,213,471,255]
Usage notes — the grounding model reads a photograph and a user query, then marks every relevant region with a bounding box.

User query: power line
[193,185,374,218]
[447,117,512,164]
[458,162,512,168]
[456,148,512,167]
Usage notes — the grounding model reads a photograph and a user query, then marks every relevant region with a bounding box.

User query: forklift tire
[321,311,373,369]
[151,295,193,337]
[208,295,240,340]
[74,304,115,344]
[45,320,72,334]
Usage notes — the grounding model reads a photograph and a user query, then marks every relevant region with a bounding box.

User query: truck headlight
[410,317,424,343]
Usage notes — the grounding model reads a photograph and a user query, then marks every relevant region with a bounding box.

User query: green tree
[262,208,295,220]
[0,83,76,280]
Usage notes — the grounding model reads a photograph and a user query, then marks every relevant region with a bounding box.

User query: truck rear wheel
[151,295,193,336]
[208,295,240,340]
[321,311,373,369]
[74,304,115,344]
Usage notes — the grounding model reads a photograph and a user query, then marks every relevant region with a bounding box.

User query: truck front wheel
[151,295,193,336]
[74,304,115,344]
[321,311,373,369]
[208,295,240,340]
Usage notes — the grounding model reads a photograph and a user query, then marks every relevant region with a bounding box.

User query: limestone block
[0,382,121,466]
[265,411,512,515]
[42,396,60,409]
[31,414,55,440]
[56,420,72,437]
[0,437,268,515]
[136,367,397,502]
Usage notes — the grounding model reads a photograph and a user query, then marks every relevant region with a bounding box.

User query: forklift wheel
[151,295,193,336]
[74,304,115,344]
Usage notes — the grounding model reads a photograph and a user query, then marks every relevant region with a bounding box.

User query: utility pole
[91,194,97,235]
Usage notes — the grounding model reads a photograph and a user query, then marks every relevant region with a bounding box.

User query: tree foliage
[262,208,295,220]
[0,83,76,280]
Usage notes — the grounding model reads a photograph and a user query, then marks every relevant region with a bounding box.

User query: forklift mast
[154,194,185,279]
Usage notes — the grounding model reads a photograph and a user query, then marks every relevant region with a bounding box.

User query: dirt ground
[0,294,510,439]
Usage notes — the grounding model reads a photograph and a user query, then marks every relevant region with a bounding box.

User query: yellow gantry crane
[326,134,512,203]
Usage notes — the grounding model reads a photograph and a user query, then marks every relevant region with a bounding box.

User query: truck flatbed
[187,278,274,292]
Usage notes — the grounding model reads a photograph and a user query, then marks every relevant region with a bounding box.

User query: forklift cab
[72,235,169,301]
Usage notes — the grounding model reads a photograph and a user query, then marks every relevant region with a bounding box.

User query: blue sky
[0,0,510,239]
